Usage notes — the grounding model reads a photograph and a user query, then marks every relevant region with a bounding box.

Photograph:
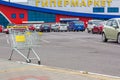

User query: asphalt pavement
[0,32,120,77]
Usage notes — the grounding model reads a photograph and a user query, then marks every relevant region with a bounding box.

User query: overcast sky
[3,0,28,2]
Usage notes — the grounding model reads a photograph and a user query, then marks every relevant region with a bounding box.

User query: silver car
[51,24,59,32]
[102,18,120,44]
[58,24,68,32]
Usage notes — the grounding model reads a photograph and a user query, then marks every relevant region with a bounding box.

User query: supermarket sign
[36,0,113,7]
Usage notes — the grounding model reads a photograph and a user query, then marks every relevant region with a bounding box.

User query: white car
[58,24,68,32]
[51,24,60,32]
[87,20,103,33]
[33,24,42,31]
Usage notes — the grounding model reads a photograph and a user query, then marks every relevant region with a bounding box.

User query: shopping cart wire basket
[8,27,42,65]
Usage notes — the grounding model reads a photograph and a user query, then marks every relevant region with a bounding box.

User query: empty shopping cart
[8,27,42,65]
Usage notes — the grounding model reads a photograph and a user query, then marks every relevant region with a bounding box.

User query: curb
[16,61,120,80]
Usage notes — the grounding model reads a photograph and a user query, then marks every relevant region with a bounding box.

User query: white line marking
[88,72,120,79]
[15,61,120,79]
[41,39,50,43]
[16,61,44,67]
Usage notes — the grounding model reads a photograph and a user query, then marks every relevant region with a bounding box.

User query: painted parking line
[41,39,50,43]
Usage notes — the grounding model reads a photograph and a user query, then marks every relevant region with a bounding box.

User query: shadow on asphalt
[102,40,120,45]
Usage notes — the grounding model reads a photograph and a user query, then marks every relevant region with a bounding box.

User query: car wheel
[38,61,41,65]
[117,34,120,44]
[97,29,101,34]
[26,59,31,63]
[6,32,9,34]
[87,29,90,33]
[92,29,95,34]
[102,33,108,42]
[99,31,102,34]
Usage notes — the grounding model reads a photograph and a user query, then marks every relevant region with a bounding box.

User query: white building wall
[3,0,120,15]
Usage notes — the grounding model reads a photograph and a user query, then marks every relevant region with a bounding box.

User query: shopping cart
[8,26,42,65]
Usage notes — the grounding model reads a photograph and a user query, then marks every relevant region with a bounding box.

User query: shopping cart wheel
[38,61,41,65]
[26,59,31,63]
[8,59,11,60]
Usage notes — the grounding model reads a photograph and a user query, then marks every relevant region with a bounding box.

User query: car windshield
[43,24,49,26]
[60,24,66,26]
[96,22,104,26]
[74,21,84,24]
[118,19,120,25]
[51,24,57,27]
[55,25,59,26]
[93,21,103,25]
[34,24,41,27]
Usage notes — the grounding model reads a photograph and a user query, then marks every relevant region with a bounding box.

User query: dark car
[40,24,51,32]
[67,22,74,31]
[68,21,85,31]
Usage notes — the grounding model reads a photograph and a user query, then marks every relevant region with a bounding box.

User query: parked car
[102,18,120,43]
[58,23,68,32]
[68,21,85,31]
[92,22,104,34]
[28,24,35,31]
[40,24,51,32]
[87,20,103,33]
[51,24,59,32]
[34,24,42,31]
[0,25,4,32]
[4,23,15,34]
[4,23,31,34]
[3,28,9,34]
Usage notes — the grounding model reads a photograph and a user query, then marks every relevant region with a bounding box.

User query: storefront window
[93,7,104,13]
[11,14,16,19]
[20,14,24,18]
[107,7,119,13]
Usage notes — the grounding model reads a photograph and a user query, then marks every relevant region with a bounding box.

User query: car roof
[88,20,103,22]
[109,18,120,20]
[72,21,83,22]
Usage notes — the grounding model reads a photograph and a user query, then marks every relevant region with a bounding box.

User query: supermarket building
[0,0,120,27]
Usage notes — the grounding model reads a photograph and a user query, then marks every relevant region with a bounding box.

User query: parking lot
[0,31,120,77]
